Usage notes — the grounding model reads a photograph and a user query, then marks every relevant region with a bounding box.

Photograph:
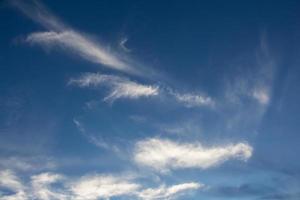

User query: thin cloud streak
[69,73,215,108]
[26,31,136,74]
[73,118,121,153]
[138,182,203,200]
[69,73,159,102]
[12,0,145,76]
[167,89,215,108]
[134,138,253,172]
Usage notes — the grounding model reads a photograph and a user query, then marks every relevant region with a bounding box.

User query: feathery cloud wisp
[168,90,215,108]
[12,0,143,76]
[26,31,136,74]
[138,182,203,200]
[69,73,216,108]
[134,138,253,172]
[69,73,159,102]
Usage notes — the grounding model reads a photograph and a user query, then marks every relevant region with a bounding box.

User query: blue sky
[0,0,300,199]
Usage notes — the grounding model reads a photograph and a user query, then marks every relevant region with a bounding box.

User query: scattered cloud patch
[252,87,270,105]
[134,138,252,172]
[0,170,203,200]
[30,173,66,200]
[0,170,24,192]
[0,170,27,200]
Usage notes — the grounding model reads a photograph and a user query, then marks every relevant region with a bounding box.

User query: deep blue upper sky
[0,0,300,199]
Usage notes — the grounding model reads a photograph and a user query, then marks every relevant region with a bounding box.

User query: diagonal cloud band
[12,0,149,76]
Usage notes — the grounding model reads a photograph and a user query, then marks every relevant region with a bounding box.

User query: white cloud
[12,1,144,76]
[134,138,252,172]
[166,88,214,108]
[0,171,66,200]
[138,182,203,200]
[252,87,270,105]
[0,170,27,200]
[69,73,216,107]
[0,170,205,200]
[0,170,24,192]
[30,173,66,200]
[26,31,136,74]
[70,174,140,200]
[69,73,159,102]
[172,92,214,108]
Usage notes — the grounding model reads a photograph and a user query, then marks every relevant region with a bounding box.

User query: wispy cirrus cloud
[69,73,159,103]
[119,37,131,53]
[222,34,276,132]
[26,31,137,74]
[225,33,275,108]
[12,0,215,108]
[134,138,252,172]
[69,72,215,108]
[12,0,146,76]
[73,118,121,153]
[167,89,215,108]
[138,182,203,200]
